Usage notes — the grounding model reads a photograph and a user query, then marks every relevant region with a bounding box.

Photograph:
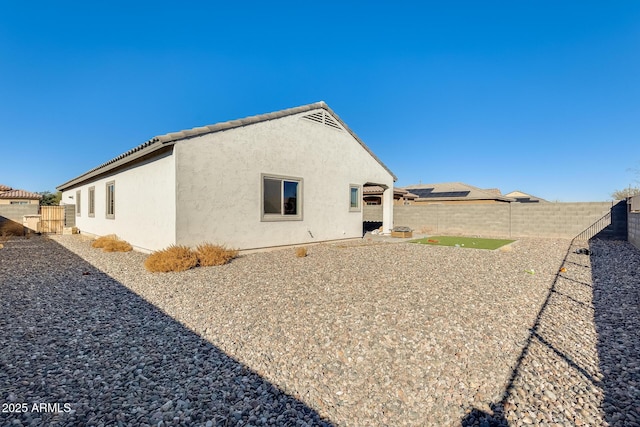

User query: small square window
[349,185,361,212]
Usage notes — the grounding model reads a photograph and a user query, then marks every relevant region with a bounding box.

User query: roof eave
[56,139,174,191]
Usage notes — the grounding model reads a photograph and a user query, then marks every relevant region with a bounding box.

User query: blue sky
[1,1,639,201]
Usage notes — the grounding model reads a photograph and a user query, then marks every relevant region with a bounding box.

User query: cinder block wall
[629,212,640,250]
[510,202,614,238]
[0,204,39,222]
[391,204,511,236]
[363,205,383,222]
[364,202,616,238]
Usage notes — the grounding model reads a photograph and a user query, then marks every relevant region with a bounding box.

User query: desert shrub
[0,220,25,237]
[196,243,238,267]
[91,234,118,249]
[91,234,132,252]
[144,245,199,273]
[102,239,133,252]
[295,247,308,257]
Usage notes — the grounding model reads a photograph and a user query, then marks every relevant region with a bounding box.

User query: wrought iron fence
[575,211,611,241]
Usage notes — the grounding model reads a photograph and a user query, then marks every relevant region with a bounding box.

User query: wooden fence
[40,206,65,234]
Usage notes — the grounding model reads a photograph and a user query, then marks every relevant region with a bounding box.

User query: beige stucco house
[57,102,396,252]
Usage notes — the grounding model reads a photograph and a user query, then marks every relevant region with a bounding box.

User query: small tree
[38,191,61,206]
[611,186,640,200]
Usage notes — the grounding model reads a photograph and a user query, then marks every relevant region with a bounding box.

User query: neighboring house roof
[504,190,548,203]
[57,101,397,191]
[0,189,42,200]
[363,185,386,194]
[401,182,515,202]
[364,186,418,199]
[0,184,12,192]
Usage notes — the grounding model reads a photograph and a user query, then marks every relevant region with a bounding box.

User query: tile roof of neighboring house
[504,190,548,203]
[401,182,515,202]
[0,184,12,191]
[402,191,419,199]
[363,186,418,198]
[57,102,397,191]
[0,189,42,199]
[363,185,383,193]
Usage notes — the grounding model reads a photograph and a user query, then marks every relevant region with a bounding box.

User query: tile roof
[363,185,387,193]
[483,188,502,196]
[363,186,418,198]
[401,182,514,202]
[0,184,12,192]
[0,189,42,199]
[57,102,397,191]
[504,190,548,203]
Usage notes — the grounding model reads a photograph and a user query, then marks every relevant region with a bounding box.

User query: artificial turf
[409,235,515,250]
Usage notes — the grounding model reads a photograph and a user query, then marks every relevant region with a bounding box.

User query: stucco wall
[366,201,617,238]
[60,151,176,252]
[175,111,394,250]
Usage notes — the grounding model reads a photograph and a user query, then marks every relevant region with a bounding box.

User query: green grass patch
[409,235,515,250]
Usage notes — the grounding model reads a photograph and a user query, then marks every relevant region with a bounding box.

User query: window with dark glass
[262,175,302,220]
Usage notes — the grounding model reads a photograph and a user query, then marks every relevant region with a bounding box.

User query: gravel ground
[0,234,637,426]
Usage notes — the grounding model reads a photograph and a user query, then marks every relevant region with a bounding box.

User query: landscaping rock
[0,235,637,426]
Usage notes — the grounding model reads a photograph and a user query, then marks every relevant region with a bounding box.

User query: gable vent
[301,110,344,132]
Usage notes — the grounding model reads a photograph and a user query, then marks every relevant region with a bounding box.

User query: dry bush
[102,239,133,252]
[91,234,118,249]
[0,220,25,237]
[144,245,199,273]
[91,234,132,252]
[295,247,308,257]
[196,243,238,267]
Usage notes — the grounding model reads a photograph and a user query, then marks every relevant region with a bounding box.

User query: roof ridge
[57,102,396,191]
[0,189,42,199]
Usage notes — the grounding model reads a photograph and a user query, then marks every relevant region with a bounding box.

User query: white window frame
[349,184,361,212]
[261,173,303,221]
[106,181,115,219]
[88,186,95,217]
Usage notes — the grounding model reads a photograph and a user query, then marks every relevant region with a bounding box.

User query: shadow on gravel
[0,237,334,426]
[462,238,618,426]
[461,240,578,427]
[590,239,640,427]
